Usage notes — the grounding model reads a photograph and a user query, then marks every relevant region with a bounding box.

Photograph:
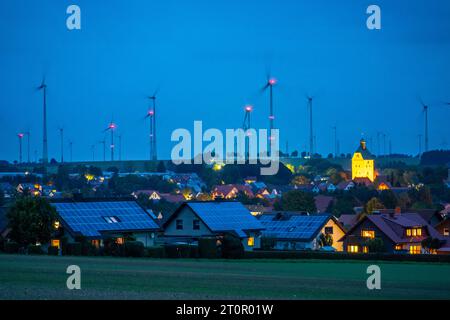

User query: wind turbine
[417,134,422,156]
[306,95,314,157]
[37,76,48,164]
[58,127,64,163]
[146,89,158,161]
[24,131,30,163]
[99,138,106,161]
[17,133,24,163]
[261,75,277,154]
[104,120,117,161]
[242,105,253,156]
[419,98,430,152]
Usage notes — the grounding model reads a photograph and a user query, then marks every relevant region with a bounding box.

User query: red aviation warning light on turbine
[146,89,159,161]
[104,121,117,161]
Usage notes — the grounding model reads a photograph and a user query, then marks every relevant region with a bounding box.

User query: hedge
[47,246,59,256]
[146,246,166,258]
[27,244,44,255]
[65,242,82,256]
[165,244,199,258]
[124,241,145,257]
[4,242,19,254]
[198,238,218,258]
[243,250,450,263]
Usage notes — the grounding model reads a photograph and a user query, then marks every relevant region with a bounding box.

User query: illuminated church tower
[351,138,376,182]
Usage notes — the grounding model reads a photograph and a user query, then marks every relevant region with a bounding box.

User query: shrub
[47,246,59,256]
[27,244,44,255]
[198,238,218,258]
[66,242,82,256]
[165,244,198,258]
[4,241,20,254]
[103,238,124,256]
[146,246,166,258]
[364,238,385,253]
[261,237,276,250]
[124,241,145,257]
[221,234,244,259]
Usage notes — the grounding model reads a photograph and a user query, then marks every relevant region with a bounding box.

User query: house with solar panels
[258,212,346,251]
[50,199,160,249]
[162,201,265,251]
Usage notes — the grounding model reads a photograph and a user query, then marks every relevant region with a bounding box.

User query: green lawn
[1,254,450,300]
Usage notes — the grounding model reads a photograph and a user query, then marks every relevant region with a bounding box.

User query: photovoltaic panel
[52,201,159,237]
[187,202,264,237]
[258,214,330,240]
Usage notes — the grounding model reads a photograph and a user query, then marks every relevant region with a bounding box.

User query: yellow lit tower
[351,138,376,182]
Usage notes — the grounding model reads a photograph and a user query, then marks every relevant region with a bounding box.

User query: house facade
[258,213,345,251]
[352,138,376,182]
[163,201,264,251]
[340,212,447,254]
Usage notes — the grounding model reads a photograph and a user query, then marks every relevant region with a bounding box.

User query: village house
[339,211,448,254]
[162,201,264,251]
[258,212,345,251]
[50,199,160,250]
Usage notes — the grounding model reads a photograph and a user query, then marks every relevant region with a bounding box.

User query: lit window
[348,245,359,253]
[409,245,421,255]
[395,244,402,251]
[53,221,60,230]
[406,229,411,236]
[406,228,422,237]
[193,219,200,230]
[91,240,100,248]
[363,246,369,253]
[176,219,183,230]
[116,237,124,245]
[444,228,449,236]
[51,239,60,249]
[361,230,375,238]
[247,237,255,247]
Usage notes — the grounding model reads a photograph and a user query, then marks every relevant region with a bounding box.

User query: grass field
[1,254,450,300]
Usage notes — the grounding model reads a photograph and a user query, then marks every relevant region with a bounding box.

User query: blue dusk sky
[0,0,449,162]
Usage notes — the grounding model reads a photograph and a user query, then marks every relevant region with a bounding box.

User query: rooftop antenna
[146,89,159,161]
[17,133,24,163]
[37,76,48,164]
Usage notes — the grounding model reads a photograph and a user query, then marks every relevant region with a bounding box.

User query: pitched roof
[258,213,342,241]
[160,193,186,203]
[338,214,359,229]
[51,200,160,238]
[165,201,264,237]
[341,213,446,244]
[354,139,375,160]
[314,195,334,213]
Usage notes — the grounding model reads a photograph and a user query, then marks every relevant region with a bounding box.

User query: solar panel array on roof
[258,214,330,240]
[52,201,159,237]
[187,202,264,237]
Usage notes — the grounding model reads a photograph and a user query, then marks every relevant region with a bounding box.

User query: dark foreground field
[1,254,450,299]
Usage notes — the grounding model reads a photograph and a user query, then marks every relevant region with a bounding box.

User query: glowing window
[247,237,255,247]
[53,221,60,230]
[348,245,359,253]
[51,239,60,249]
[406,228,422,237]
[91,240,100,248]
[409,245,421,255]
[116,237,124,245]
[361,230,375,238]
[444,228,449,236]
[395,244,402,251]
[363,246,369,253]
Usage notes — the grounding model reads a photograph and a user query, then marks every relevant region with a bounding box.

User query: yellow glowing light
[361,230,375,239]
[247,237,255,247]
[212,163,223,171]
[351,139,376,182]
[85,174,95,181]
[53,221,60,229]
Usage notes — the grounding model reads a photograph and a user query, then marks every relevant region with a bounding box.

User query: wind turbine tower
[37,77,48,164]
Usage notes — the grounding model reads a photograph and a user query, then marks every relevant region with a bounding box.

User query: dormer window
[406,228,422,237]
